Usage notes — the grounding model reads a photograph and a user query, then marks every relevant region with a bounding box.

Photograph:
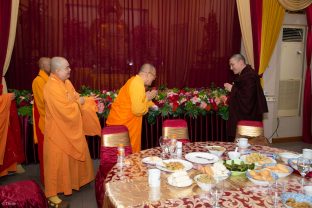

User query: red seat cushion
[237,120,263,128]
[0,180,48,208]
[163,119,187,127]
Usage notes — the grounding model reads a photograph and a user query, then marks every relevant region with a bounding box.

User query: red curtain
[303,5,312,143]
[250,0,262,73]
[7,0,240,90]
[0,0,12,85]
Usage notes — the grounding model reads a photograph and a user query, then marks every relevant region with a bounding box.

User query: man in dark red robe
[0,84,25,176]
[224,54,268,140]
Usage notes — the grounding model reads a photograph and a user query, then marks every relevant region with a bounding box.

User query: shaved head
[38,57,51,74]
[50,57,67,72]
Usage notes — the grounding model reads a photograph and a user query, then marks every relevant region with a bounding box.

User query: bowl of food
[241,152,276,167]
[205,146,226,157]
[281,192,312,208]
[263,163,293,178]
[246,169,278,186]
[194,174,216,191]
[278,152,301,164]
[224,159,255,176]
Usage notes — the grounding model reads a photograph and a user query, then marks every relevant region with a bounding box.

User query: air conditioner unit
[277,79,301,117]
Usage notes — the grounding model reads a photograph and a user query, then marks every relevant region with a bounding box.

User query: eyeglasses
[143,71,156,79]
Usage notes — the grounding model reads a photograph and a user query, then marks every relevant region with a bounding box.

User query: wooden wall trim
[272,136,302,143]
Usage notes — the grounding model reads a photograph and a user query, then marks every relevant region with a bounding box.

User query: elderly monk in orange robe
[106,63,158,153]
[32,57,51,184]
[43,57,97,207]
[0,85,25,176]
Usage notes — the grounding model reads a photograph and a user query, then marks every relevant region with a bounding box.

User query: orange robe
[106,75,154,153]
[0,94,24,176]
[32,69,49,184]
[43,74,94,197]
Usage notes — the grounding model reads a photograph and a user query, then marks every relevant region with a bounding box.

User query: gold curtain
[278,0,312,11]
[258,0,285,83]
[2,0,19,94]
[236,0,254,68]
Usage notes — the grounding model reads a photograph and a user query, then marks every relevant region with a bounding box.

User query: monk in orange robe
[106,63,158,153]
[43,57,95,207]
[32,57,51,184]
[0,85,25,176]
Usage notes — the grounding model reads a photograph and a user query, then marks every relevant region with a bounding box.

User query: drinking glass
[268,181,285,208]
[209,180,224,208]
[168,138,177,158]
[159,136,169,159]
[297,157,311,188]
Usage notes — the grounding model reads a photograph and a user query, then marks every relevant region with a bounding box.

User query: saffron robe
[43,74,94,197]
[32,69,49,184]
[227,65,268,139]
[0,94,24,176]
[106,75,154,153]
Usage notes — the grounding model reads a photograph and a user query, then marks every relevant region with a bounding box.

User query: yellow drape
[259,0,285,85]
[278,0,312,11]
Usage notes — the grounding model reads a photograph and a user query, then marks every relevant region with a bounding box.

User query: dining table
[103,142,309,208]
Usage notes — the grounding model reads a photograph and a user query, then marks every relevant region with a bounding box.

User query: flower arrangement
[10,84,229,125]
[147,85,229,124]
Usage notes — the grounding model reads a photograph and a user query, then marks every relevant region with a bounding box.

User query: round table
[103,142,306,208]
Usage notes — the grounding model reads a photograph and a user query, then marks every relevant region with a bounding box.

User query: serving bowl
[262,163,293,178]
[205,146,226,157]
[278,152,301,164]
[224,159,255,176]
[246,169,278,186]
[194,174,216,191]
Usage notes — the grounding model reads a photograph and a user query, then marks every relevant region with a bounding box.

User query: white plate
[184,152,219,164]
[142,156,162,165]
[156,159,193,172]
[240,154,277,167]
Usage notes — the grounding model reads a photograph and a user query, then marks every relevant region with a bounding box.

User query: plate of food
[167,170,193,188]
[198,162,231,181]
[224,159,255,176]
[246,169,278,186]
[185,152,219,164]
[281,192,312,208]
[263,163,293,178]
[142,156,162,165]
[241,152,277,167]
[156,159,193,172]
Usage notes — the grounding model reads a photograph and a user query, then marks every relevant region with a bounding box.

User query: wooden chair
[236,120,269,146]
[162,119,190,143]
[95,125,132,208]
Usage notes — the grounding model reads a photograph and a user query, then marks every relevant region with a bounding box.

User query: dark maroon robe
[227,65,268,139]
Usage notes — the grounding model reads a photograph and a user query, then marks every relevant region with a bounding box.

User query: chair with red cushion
[95,125,132,208]
[236,120,269,146]
[0,180,48,208]
[162,119,190,143]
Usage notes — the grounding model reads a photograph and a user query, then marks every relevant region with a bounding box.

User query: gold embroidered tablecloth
[103,142,309,208]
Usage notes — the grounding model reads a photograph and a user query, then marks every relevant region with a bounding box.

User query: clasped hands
[224,83,232,92]
[146,89,158,101]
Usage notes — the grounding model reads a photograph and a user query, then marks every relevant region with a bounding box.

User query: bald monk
[43,57,94,207]
[106,63,158,153]
[32,57,51,184]
[0,85,25,176]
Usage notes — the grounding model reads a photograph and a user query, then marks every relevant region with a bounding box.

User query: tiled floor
[0,141,311,208]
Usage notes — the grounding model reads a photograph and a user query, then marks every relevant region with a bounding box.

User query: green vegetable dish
[223,160,255,172]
